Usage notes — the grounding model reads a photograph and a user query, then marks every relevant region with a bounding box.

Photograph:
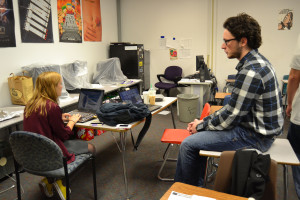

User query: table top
[200,138,300,166]
[210,105,223,115]
[160,182,247,200]
[75,97,178,132]
[179,79,213,85]
[0,80,143,130]
[225,79,235,83]
[91,79,142,94]
[0,93,79,130]
[215,92,231,99]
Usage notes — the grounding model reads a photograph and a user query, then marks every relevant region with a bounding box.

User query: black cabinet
[109,43,150,90]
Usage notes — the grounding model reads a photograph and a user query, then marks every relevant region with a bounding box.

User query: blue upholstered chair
[223,95,231,106]
[155,66,183,96]
[9,131,97,200]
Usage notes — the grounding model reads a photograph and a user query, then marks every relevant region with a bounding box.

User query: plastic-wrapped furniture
[60,60,92,93]
[22,64,69,99]
[92,57,127,85]
[9,131,97,200]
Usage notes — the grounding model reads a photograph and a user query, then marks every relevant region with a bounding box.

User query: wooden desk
[77,97,178,199]
[225,79,235,83]
[215,92,231,99]
[160,182,247,200]
[210,106,223,115]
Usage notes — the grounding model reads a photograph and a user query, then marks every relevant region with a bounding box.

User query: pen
[90,122,103,125]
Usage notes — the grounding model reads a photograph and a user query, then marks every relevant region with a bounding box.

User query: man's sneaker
[39,178,53,197]
[53,179,71,200]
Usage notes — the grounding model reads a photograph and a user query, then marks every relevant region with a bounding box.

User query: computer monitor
[196,55,210,81]
[196,55,205,71]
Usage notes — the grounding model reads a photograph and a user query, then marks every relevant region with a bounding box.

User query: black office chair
[155,66,183,96]
[9,131,98,200]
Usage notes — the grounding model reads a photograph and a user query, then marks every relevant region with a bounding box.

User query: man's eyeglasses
[223,38,237,46]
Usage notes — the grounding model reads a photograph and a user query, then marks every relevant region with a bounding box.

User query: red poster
[82,0,102,42]
[57,0,82,43]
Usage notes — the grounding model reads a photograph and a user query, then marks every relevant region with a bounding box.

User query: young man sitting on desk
[174,13,284,186]
[23,71,95,200]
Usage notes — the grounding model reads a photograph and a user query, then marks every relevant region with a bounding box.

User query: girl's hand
[62,113,71,121]
[69,113,81,123]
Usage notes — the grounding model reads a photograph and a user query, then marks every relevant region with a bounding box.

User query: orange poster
[82,0,102,42]
[57,0,82,43]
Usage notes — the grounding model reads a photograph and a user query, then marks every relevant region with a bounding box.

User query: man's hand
[187,119,203,134]
[286,104,292,118]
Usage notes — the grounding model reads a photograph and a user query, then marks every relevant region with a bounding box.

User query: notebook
[118,87,162,112]
[69,88,104,123]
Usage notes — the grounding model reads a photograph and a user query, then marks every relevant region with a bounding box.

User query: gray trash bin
[177,94,199,123]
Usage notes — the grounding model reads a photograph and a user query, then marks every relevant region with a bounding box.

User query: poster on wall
[0,0,16,47]
[57,0,82,43]
[169,48,178,60]
[18,0,54,43]
[278,9,293,30]
[82,0,102,42]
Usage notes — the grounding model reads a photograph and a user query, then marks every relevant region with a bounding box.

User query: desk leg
[198,86,204,118]
[120,131,130,200]
[169,104,176,129]
[283,164,288,200]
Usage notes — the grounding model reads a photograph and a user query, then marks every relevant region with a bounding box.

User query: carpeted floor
[0,105,298,200]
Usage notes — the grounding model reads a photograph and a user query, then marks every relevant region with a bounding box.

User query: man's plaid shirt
[201,49,284,136]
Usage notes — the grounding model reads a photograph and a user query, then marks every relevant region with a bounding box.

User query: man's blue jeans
[287,122,300,199]
[174,125,274,186]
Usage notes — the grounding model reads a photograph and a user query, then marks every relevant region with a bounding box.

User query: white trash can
[177,94,199,123]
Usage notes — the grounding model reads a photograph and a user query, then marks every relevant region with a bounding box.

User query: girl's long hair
[24,71,61,118]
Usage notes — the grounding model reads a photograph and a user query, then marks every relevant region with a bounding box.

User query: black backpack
[96,103,152,150]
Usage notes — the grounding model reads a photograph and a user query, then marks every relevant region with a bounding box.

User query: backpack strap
[133,113,152,151]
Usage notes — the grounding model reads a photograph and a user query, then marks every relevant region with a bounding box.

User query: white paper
[92,84,103,88]
[125,46,138,50]
[158,110,170,115]
[180,38,192,49]
[168,191,192,200]
[168,191,216,200]
[179,49,191,58]
[160,36,167,48]
[166,38,179,48]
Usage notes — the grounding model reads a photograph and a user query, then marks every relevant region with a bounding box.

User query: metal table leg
[169,104,176,129]
[120,131,130,200]
[283,164,288,200]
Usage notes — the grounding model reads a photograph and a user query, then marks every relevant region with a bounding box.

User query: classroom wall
[0,0,118,108]
[1,0,299,108]
[120,0,300,93]
[120,0,211,88]
[214,0,300,91]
